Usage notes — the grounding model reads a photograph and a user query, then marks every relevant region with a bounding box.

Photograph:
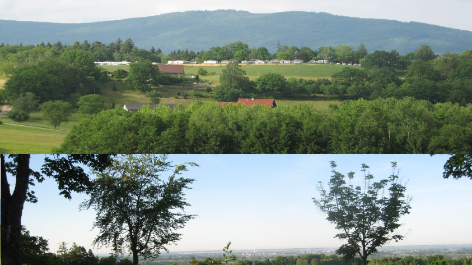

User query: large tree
[40,100,73,129]
[125,58,160,92]
[219,61,252,92]
[81,155,198,265]
[313,162,411,265]
[1,155,113,265]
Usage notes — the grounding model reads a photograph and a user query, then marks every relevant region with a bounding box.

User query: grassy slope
[0,124,68,153]
[1,64,345,153]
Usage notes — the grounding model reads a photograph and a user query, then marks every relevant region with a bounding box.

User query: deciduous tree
[219,61,252,92]
[313,162,411,265]
[40,100,73,129]
[77,94,107,115]
[125,58,160,92]
[12,92,38,113]
[81,155,197,265]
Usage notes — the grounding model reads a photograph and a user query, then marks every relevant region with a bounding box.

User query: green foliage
[77,94,107,115]
[197,67,209,76]
[40,100,73,128]
[56,241,100,265]
[7,109,30,122]
[276,51,291,60]
[405,60,442,82]
[114,69,128,79]
[256,47,271,60]
[414,44,436,62]
[19,226,51,265]
[222,242,237,265]
[58,98,472,154]
[362,50,401,71]
[313,162,411,265]
[443,154,472,180]
[4,59,80,103]
[213,86,245,102]
[13,92,38,113]
[220,61,252,92]
[146,90,163,104]
[125,58,160,91]
[81,155,197,264]
[334,45,354,62]
[255,73,287,95]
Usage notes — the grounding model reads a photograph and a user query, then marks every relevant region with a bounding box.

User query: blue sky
[0,0,472,31]
[8,154,472,255]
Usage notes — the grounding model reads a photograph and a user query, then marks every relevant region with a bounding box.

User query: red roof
[237,98,276,107]
[157,65,184,74]
[217,98,276,108]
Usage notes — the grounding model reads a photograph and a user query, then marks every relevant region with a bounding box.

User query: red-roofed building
[217,98,277,108]
[157,65,184,75]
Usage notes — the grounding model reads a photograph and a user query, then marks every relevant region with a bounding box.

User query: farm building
[157,65,184,75]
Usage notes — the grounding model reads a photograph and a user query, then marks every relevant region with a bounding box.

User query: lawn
[0,124,68,153]
[99,63,353,87]
[184,63,354,86]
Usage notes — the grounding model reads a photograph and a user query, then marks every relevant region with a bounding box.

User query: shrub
[197,68,209,76]
[7,109,29,122]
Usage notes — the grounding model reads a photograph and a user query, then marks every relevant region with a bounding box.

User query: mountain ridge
[1,10,471,54]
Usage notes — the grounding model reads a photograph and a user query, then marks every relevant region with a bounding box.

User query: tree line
[211,45,472,104]
[0,38,367,67]
[56,97,472,154]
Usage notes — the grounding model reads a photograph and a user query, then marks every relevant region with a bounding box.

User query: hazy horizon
[1,1,472,31]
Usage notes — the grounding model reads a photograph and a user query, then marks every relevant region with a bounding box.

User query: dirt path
[0,104,12,116]
[1,104,12,112]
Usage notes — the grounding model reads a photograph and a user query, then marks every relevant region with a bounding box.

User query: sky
[0,0,472,31]
[6,154,472,255]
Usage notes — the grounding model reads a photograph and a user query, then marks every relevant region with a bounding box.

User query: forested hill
[1,10,472,54]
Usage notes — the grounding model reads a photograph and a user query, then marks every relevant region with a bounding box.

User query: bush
[7,109,29,122]
[197,68,209,76]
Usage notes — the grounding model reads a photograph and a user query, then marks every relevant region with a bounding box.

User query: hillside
[1,10,472,55]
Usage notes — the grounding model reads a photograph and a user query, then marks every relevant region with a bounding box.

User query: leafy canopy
[40,100,73,129]
[81,155,198,264]
[313,162,411,265]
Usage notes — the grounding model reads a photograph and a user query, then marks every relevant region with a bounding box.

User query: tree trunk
[133,250,139,265]
[1,155,31,265]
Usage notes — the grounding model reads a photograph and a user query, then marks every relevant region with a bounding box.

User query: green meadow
[0,124,68,153]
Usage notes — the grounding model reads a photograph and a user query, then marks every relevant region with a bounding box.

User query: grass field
[98,63,351,87]
[0,124,68,153]
[0,112,85,153]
